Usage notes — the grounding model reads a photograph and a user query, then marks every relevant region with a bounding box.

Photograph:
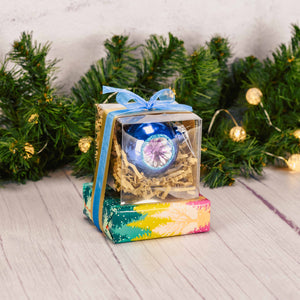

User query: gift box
[83,182,210,243]
[84,86,210,243]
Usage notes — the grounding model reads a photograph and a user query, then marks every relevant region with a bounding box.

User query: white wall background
[1,0,299,92]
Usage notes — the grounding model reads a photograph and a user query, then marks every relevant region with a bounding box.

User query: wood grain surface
[1,167,299,300]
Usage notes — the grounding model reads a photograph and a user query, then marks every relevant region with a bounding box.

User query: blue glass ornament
[123,123,181,177]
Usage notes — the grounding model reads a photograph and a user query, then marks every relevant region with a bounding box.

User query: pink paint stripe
[238,179,300,235]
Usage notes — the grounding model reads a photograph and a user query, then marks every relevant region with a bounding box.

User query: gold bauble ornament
[28,113,39,124]
[246,88,263,105]
[287,154,300,171]
[78,136,93,153]
[293,129,300,139]
[229,126,247,142]
[24,143,35,159]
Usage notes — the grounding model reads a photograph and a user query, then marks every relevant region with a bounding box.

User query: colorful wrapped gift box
[83,183,210,243]
[83,86,211,243]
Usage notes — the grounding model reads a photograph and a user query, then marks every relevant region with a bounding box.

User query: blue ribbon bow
[102,86,192,112]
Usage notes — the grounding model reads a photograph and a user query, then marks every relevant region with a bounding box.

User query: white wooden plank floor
[0,167,299,300]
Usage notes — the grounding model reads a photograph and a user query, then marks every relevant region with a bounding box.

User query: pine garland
[0,26,299,187]
[133,33,185,93]
[0,33,77,182]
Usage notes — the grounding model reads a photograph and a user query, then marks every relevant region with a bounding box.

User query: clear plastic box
[101,109,202,205]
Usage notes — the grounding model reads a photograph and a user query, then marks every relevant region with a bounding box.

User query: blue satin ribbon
[93,86,192,232]
[92,109,128,231]
[102,86,192,112]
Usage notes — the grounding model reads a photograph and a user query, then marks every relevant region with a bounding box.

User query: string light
[208,109,247,142]
[287,154,300,171]
[293,129,300,139]
[229,126,247,142]
[245,88,281,132]
[246,88,263,105]
[265,152,300,172]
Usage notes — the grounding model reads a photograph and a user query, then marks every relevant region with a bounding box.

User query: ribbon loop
[102,86,192,112]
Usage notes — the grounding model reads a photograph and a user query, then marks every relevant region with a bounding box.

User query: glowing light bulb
[229,126,246,142]
[246,88,263,105]
[287,154,300,171]
[293,129,300,140]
